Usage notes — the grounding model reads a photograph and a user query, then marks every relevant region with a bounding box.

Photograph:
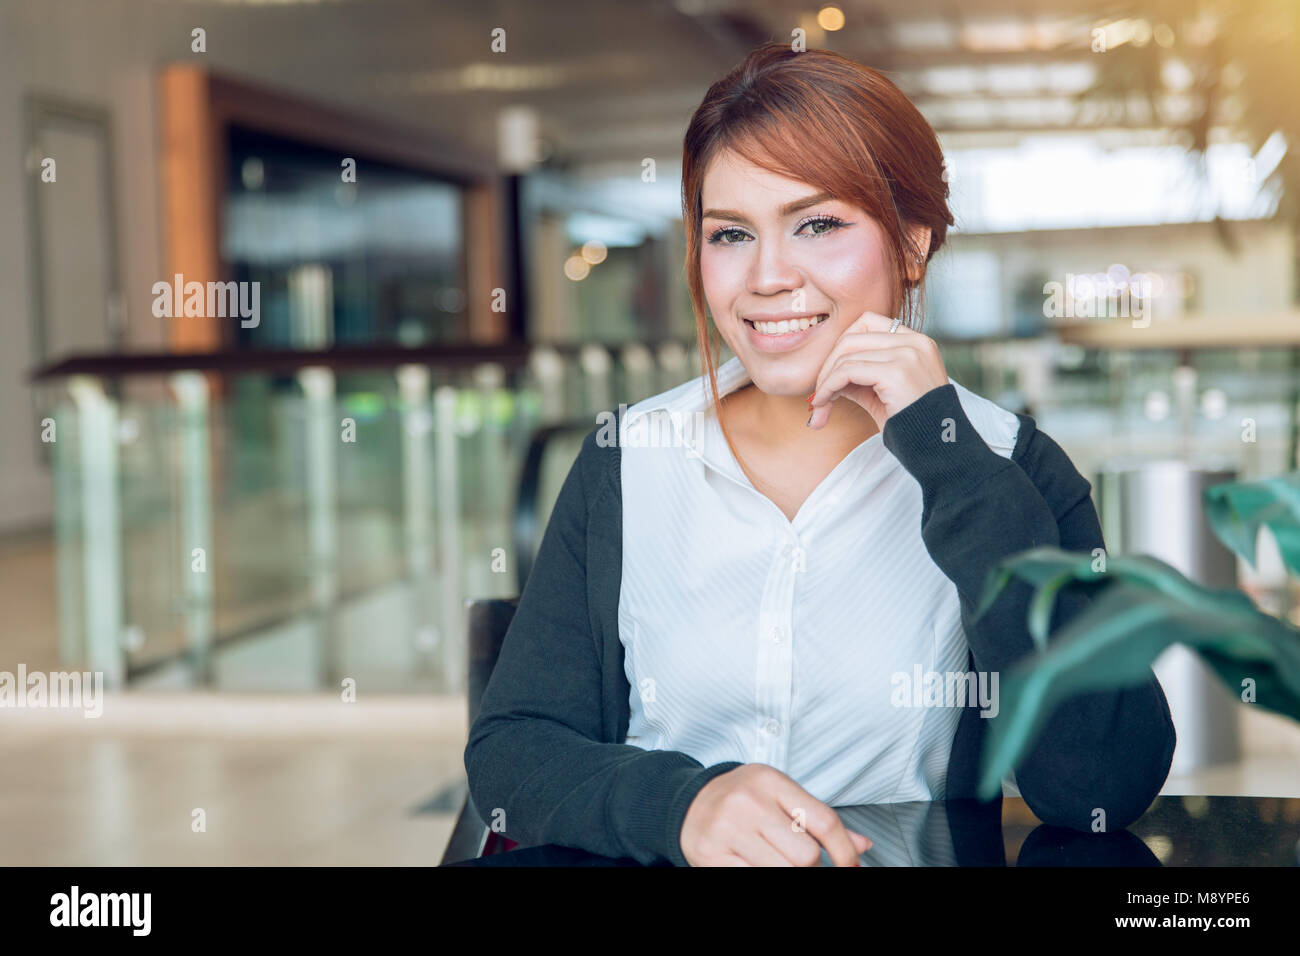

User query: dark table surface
[444,795,1300,866]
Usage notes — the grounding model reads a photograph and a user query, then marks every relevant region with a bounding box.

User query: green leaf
[1028,565,1100,649]
[976,579,1300,800]
[976,547,1260,627]
[973,549,1098,630]
[1204,473,1300,576]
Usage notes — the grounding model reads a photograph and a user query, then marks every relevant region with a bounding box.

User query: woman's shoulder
[575,413,623,502]
[944,377,1022,459]
[945,378,1093,511]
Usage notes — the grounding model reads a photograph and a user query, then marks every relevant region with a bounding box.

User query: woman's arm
[463,425,743,866]
[881,384,1176,831]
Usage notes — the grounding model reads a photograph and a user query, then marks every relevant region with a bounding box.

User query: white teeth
[751,314,827,335]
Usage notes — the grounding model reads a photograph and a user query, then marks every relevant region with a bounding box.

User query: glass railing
[37,342,703,695]
[33,337,1300,695]
[1021,345,1300,484]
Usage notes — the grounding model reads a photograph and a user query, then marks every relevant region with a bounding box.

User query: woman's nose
[747,239,803,297]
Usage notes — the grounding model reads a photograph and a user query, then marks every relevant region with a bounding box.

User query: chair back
[465,597,519,727]
[450,418,595,862]
[441,598,519,864]
[512,420,593,593]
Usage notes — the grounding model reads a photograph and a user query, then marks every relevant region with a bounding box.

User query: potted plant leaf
[974,472,1300,800]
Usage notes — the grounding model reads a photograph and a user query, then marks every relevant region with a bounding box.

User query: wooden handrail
[27,341,695,382]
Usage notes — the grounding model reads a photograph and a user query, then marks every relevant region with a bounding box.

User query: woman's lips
[743,314,829,353]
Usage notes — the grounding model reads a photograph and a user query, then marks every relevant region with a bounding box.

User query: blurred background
[2,0,1299,864]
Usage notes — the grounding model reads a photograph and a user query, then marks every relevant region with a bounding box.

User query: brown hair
[681,41,955,470]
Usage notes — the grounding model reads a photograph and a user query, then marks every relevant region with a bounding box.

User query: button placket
[754,533,796,769]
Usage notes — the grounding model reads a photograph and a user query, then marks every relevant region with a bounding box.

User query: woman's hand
[807,311,949,432]
[680,764,872,866]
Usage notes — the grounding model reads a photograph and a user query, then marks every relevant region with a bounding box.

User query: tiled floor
[0,528,61,676]
[1163,702,1300,797]
[1,693,467,866]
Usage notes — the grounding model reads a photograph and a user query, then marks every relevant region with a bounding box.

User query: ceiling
[88,0,1200,170]
[9,0,1213,179]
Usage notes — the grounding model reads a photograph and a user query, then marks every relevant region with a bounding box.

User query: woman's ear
[904,224,932,284]
[909,226,930,274]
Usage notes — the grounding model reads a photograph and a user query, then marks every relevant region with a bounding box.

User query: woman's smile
[741,312,831,353]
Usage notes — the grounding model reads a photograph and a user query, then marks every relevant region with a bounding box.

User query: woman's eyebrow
[702,190,835,224]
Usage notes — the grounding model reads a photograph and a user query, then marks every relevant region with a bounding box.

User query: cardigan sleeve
[463,424,743,866]
[882,384,1176,831]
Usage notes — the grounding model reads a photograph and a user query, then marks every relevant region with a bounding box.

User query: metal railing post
[434,384,464,692]
[171,371,215,685]
[297,366,340,688]
[66,375,125,689]
[397,364,435,673]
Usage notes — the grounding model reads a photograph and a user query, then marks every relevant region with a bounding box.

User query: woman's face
[699,148,909,397]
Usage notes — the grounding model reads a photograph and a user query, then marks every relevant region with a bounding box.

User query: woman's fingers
[758,814,827,867]
[810,308,915,386]
[803,805,866,867]
[808,359,891,429]
[680,764,874,866]
[736,831,797,866]
[776,782,867,867]
[813,333,917,396]
[811,354,896,406]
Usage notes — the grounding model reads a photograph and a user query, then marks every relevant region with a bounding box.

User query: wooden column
[158,65,225,353]
[463,179,509,344]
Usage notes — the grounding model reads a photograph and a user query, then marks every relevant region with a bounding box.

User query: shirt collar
[621,354,1020,506]
[622,354,745,476]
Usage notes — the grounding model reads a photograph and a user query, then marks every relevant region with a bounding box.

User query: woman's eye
[707,227,749,244]
[798,215,846,236]
[706,216,846,244]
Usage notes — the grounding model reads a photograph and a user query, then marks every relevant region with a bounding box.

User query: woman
[465,41,1175,867]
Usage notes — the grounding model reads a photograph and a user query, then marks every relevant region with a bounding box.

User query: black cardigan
[465,383,1176,865]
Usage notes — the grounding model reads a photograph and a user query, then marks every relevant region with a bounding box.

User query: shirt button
[765,719,781,736]
[771,626,783,644]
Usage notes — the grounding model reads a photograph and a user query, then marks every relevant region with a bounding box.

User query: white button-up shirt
[617,354,1021,807]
